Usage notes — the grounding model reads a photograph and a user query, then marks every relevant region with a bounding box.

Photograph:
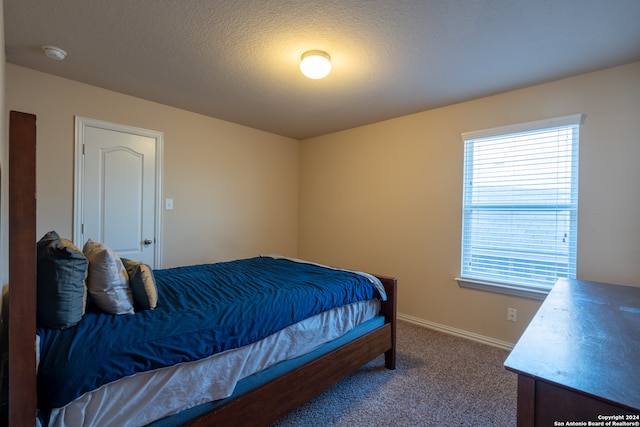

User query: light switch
[165,198,174,210]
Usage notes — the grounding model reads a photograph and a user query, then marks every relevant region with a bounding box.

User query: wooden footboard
[185,275,397,427]
[379,275,397,370]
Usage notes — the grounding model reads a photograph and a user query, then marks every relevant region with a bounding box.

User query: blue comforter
[37,256,384,412]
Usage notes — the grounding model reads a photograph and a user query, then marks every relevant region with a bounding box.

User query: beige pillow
[83,239,134,315]
[121,258,158,311]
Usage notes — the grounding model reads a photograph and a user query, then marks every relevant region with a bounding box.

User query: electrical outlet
[507,308,517,322]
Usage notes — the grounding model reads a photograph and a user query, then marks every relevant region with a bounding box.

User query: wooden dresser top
[504,278,640,411]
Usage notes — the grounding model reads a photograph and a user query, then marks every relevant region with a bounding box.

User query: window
[456,115,582,299]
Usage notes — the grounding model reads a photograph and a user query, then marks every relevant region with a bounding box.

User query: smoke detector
[42,45,67,61]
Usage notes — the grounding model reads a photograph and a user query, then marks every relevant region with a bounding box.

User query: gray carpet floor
[271,320,517,426]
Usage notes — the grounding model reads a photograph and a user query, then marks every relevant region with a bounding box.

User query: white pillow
[83,239,134,315]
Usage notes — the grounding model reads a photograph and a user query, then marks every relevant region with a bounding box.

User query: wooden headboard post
[8,111,38,426]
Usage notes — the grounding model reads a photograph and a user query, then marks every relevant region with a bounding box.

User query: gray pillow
[37,231,88,329]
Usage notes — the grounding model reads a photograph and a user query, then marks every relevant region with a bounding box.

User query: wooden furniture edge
[378,275,397,369]
[185,274,398,427]
[8,111,38,427]
[516,374,535,427]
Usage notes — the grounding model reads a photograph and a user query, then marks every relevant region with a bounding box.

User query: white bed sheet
[46,299,381,427]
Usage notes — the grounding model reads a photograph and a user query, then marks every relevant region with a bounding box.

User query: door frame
[73,116,163,268]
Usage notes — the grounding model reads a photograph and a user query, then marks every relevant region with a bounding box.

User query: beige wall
[6,64,300,268]
[298,61,640,345]
[4,57,639,346]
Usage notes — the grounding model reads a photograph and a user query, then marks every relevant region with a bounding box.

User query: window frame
[455,114,583,300]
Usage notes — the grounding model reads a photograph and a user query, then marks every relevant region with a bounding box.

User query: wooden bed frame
[7,110,397,427]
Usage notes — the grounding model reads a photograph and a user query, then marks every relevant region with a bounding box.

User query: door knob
[143,239,153,246]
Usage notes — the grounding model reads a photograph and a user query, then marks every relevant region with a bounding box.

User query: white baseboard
[397,313,515,351]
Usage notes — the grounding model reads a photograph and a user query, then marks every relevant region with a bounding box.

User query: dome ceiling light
[300,50,331,79]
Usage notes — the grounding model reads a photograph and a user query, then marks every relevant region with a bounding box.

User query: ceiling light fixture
[300,50,331,79]
[42,45,67,61]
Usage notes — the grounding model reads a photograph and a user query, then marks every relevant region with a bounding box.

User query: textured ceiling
[5,0,640,140]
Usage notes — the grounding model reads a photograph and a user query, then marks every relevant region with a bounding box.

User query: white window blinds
[460,115,582,292]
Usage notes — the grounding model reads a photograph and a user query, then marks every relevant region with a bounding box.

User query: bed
[7,111,397,427]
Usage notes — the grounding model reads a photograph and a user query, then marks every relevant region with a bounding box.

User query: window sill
[455,277,551,300]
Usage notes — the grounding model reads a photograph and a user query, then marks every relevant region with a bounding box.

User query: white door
[74,117,163,268]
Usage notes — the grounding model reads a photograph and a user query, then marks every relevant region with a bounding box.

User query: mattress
[46,299,381,427]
